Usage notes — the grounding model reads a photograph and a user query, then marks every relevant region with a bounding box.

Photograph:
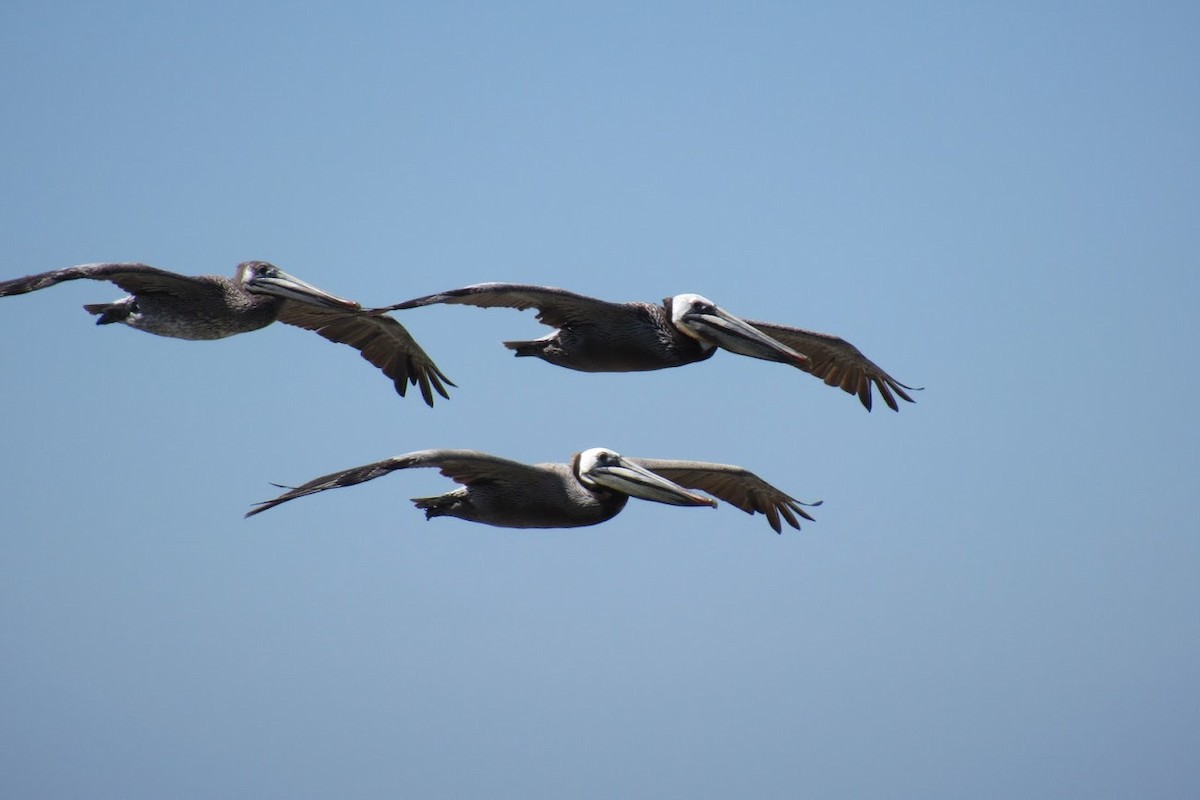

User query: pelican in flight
[246,446,819,533]
[379,283,917,411]
[0,261,454,405]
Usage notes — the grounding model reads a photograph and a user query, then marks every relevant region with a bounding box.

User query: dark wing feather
[413,450,555,487]
[0,262,226,300]
[746,319,920,412]
[245,449,545,517]
[275,304,455,406]
[377,282,646,331]
[630,458,820,534]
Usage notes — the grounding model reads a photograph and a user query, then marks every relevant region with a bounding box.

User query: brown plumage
[247,447,819,533]
[742,319,917,412]
[381,282,918,411]
[0,261,454,405]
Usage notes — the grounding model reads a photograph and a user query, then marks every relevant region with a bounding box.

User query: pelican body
[0,261,454,405]
[247,447,819,533]
[381,283,917,411]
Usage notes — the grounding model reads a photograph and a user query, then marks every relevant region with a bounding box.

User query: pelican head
[667,293,807,367]
[239,261,361,310]
[575,447,717,507]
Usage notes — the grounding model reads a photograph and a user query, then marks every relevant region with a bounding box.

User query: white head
[664,292,807,366]
[667,293,720,344]
[575,447,717,507]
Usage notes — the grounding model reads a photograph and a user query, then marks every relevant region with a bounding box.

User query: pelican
[246,446,819,533]
[0,261,454,405]
[379,283,917,411]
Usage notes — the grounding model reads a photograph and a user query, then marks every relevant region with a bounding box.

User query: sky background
[1,2,1197,797]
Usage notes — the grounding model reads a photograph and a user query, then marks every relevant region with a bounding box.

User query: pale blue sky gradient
[2,2,1197,798]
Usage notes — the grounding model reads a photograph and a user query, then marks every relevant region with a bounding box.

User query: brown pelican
[246,446,819,533]
[0,261,454,405]
[378,283,917,411]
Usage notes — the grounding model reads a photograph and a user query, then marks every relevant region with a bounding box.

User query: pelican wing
[0,263,225,300]
[380,282,646,330]
[630,458,820,533]
[745,319,919,412]
[413,449,556,487]
[246,449,545,517]
[275,304,455,406]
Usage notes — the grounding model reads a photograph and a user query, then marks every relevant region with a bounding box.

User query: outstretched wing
[378,282,647,331]
[275,304,455,406]
[746,320,919,412]
[630,457,820,533]
[246,449,544,517]
[0,263,225,301]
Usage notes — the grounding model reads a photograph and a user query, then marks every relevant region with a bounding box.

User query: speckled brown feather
[629,457,819,534]
[746,319,919,411]
[271,305,454,407]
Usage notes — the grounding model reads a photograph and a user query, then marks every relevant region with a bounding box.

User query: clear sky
[2,2,1197,797]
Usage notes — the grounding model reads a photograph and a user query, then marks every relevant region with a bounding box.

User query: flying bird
[246,446,819,533]
[0,261,454,405]
[378,283,917,411]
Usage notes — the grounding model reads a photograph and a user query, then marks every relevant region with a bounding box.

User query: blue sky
[2,2,1197,797]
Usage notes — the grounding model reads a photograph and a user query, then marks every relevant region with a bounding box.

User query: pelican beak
[683,305,807,367]
[592,457,718,508]
[247,269,361,310]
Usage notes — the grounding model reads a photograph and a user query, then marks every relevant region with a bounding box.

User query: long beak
[591,457,718,508]
[683,306,807,367]
[246,269,361,310]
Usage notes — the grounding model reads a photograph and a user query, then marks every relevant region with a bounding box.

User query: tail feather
[412,493,466,521]
[83,301,133,326]
[503,339,543,357]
